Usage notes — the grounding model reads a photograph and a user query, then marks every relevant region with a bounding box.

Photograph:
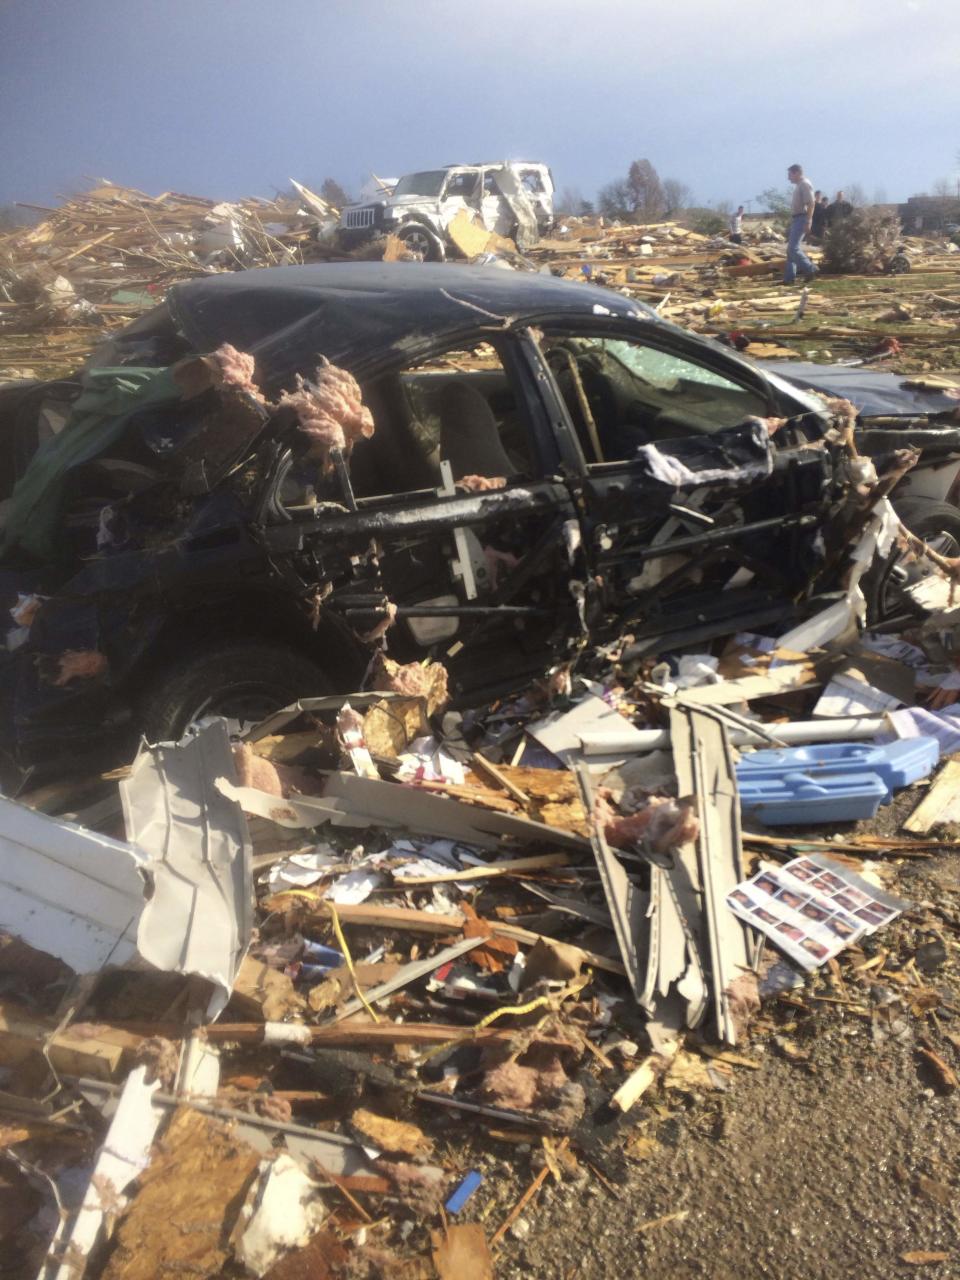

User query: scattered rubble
[2,186,960,1278]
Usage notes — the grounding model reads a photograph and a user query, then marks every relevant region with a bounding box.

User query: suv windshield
[392,171,446,198]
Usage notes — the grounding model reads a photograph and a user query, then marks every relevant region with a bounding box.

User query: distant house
[898,194,960,232]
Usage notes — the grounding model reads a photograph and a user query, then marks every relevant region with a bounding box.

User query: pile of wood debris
[0,180,340,381]
[2,589,960,1276]
[5,186,960,387]
[526,216,960,371]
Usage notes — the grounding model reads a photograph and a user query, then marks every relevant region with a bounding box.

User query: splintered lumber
[264,898,465,935]
[0,1001,142,1081]
[903,759,960,834]
[394,851,570,885]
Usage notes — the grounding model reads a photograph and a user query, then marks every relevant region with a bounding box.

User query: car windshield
[392,171,446,198]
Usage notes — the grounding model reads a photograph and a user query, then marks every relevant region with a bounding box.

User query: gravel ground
[470,849,960,1280]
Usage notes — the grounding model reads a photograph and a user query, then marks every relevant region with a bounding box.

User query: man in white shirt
[729,206,744,244]
[783,163,818,284]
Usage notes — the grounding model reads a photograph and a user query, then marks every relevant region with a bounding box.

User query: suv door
[437,168,482,232]
[525,325,836,655]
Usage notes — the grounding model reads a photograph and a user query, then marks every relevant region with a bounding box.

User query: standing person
[827,190,852,227]
[784,163,818,284]
[729,205,745,244]
[811,194,828,241]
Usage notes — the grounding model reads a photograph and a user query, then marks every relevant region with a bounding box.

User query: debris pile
[7,184,960,383]
[526,216,960,371]
[3,536,960,1274]
[1,210,960,1275]
[0,181,340,380]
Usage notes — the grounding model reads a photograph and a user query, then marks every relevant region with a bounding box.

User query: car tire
[867,497,960,620]
[139,641,332,744]
[397,223,445,262]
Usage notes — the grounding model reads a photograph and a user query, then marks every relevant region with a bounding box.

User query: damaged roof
[164,263,657,386]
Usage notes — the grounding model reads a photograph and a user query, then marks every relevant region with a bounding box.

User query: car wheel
[398,223,444,262]
[139,641,332,744]
[868,497,960,621]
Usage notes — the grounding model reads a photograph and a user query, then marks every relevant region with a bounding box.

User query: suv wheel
[868,497,960,621]
[398,223,444,262]
[140,641,332,744]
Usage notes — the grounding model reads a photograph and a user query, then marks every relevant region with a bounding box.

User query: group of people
[810,189,852,240]
[727,166,856,286]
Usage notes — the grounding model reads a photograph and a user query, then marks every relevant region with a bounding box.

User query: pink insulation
[278,360,374,470]
[208,343,262,398]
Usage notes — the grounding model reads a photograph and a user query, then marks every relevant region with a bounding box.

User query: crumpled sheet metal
[120,720,253,1018]
[0,798,145,973]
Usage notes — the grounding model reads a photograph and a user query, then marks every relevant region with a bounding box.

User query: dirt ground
[443,843,960,1280]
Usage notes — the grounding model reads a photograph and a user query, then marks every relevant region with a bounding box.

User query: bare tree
[597,178,633,221]
[872,186,888,205]
[555,186,588,217]
[845,182,867,207]
[662,179,693,214]
[626,159,665,221]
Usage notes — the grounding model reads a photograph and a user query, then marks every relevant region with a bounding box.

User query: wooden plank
[904,759,960,834]
[0,1002,142,1081]
[394,852,570,885]
[681,664,817,707]
[264,898,465,935]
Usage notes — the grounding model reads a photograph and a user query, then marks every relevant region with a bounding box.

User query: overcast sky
[1,0,958,210]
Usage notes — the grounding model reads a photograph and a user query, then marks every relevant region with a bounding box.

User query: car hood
[761,360,960,417]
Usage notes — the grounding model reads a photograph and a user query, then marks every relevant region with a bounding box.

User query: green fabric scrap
[1,365,182,565]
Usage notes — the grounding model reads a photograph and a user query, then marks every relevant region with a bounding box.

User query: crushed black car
[0,263,947,770]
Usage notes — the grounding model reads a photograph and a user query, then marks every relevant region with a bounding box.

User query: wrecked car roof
[166,263,656,387]
[763,359,960,417]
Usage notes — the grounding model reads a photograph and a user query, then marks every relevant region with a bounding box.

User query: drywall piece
[575,766,648,1000]
[40,1066,163,1280]
[218,771,589,852]
[120,719,253,1018]
[680,663,818,707]
[528,693,649,770]
[0,798,145,974]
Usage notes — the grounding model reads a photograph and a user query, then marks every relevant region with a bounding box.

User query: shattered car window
[543,333,770,460]
[442,171,480,200]
[392,171,446,198]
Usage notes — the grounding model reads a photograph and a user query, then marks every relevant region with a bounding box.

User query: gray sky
[1,0,957,209]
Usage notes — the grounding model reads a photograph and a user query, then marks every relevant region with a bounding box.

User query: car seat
[438,382,514,480]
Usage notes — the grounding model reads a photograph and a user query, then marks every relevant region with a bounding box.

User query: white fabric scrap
[636,442,771,488]
[323,865,384,904]
[237,1154,326,1277]
[262,1022,312,1045]
[396,736,465,785]
[266,844,342,890]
